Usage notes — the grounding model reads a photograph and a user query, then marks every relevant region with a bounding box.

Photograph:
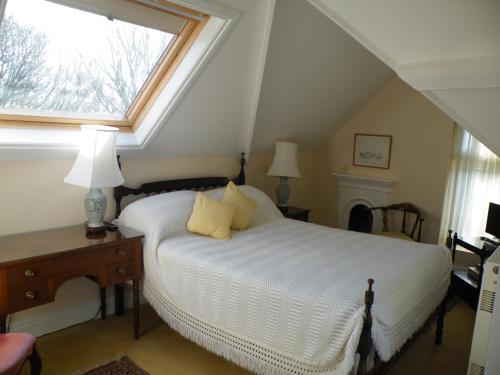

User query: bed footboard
[357,279,374,375]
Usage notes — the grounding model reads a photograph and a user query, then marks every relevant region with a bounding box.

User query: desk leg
[133,279,140,340]
[100,287,106,320]
[0,314,6,333]
[115,284,124,316]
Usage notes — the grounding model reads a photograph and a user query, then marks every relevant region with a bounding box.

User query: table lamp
[64,125,124,235]
[267,141,301,208]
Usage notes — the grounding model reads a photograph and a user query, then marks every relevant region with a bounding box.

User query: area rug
[83,356,150,375]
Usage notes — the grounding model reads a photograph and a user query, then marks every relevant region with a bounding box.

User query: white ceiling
[251,0,392,153]
[425,87,500,152]
[143,0,274,157]
[310,0,500,156]
[144,0,393,157]
[310,0,500,66]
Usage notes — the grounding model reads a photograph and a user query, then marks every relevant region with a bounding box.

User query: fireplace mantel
[332,173,397,231]
[332,173,397,192]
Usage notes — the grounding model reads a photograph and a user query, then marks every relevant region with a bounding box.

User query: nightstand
[280,206,310,222]
[0,225,144,339]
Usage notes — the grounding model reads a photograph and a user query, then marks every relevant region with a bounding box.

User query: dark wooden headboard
[113,153,246,217]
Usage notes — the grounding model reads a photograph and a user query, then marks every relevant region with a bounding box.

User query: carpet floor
[21,301,474,375]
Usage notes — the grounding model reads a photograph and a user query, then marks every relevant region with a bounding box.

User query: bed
[113,155,452,375]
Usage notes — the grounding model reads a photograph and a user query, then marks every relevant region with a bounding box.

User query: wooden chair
[0,333,41,375]
[369,203,424,242]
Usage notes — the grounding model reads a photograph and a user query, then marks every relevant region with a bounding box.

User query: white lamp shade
[64,125,124,188]
[267,141,302,178]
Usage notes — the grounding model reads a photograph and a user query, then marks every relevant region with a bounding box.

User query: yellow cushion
[187,192,236,240]
[222,181,257,230]
[373,231,414,242]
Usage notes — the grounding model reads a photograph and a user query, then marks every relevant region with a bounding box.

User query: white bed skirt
[143,276,365,375]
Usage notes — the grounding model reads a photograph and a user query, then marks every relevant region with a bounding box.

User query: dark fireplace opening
[348,204,373,233]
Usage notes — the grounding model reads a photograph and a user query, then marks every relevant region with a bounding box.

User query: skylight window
[0,0,207,129]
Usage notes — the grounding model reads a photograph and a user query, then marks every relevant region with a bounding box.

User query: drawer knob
[117,249,127,256]
[24,269,35,278]
[25,291,36,299]
[117,267,127,275]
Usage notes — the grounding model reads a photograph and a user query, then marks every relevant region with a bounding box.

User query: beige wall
[0,156,240,236]
[316,77,454,243]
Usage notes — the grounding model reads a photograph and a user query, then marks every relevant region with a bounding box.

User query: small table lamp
[64,125,124,235]
[267,141,301,208]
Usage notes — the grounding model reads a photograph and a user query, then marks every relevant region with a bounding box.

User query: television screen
[485,202,500,239]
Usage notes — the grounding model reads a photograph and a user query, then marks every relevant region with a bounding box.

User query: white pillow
[114,185,282,240]
[114,190,196,240]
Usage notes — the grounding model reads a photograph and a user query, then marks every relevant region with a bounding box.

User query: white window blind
[440,124,500,241]
[47,0,188,34]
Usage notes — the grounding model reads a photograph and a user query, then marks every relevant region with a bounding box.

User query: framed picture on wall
[353,133,392,169]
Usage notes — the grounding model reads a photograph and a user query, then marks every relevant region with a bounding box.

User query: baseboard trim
[10,287,135,337]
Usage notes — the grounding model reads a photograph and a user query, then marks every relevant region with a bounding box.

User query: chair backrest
[370,203,424,242]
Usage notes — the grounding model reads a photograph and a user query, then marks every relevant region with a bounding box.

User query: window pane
[0,0,175,119]
[450,128,500,238]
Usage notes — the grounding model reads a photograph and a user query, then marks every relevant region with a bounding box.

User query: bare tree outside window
[0,2,173,118]
[0,16,50,108]
[87,24,170,115]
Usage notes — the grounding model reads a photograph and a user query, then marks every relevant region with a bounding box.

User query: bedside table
[450,234,497,310]
[0,225,144,339]
[280,206,310,222]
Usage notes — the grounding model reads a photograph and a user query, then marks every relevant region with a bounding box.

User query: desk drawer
[7,244,135,284]
[106,261,135,285]
[7,282,50,313]
[7,265,46,284]
[100,245,135,263]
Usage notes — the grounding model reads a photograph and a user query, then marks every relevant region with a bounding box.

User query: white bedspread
[116,188,451,375]
[154,221,450,374]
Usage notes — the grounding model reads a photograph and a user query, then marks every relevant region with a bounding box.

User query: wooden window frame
[0,0,209,132]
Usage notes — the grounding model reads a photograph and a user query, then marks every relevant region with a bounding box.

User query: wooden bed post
[234,152,246,185]
[417,218,424,243]
[114,155,123,218]
[435,295,447,345]
[357,279,374,375]
[435,229,454,345]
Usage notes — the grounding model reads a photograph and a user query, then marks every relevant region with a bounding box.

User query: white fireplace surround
[333,173,396,232]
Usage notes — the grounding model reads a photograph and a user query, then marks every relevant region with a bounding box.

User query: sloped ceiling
[310,0,500,156]
[251,0,393,153]
[143,0,273,157]
[145,0,393,157]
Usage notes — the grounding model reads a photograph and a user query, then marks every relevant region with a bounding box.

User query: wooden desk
[0,225,144,338]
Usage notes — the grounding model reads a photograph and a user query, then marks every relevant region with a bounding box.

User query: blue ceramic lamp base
[84,187,107,234]
[276,176,290,208]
